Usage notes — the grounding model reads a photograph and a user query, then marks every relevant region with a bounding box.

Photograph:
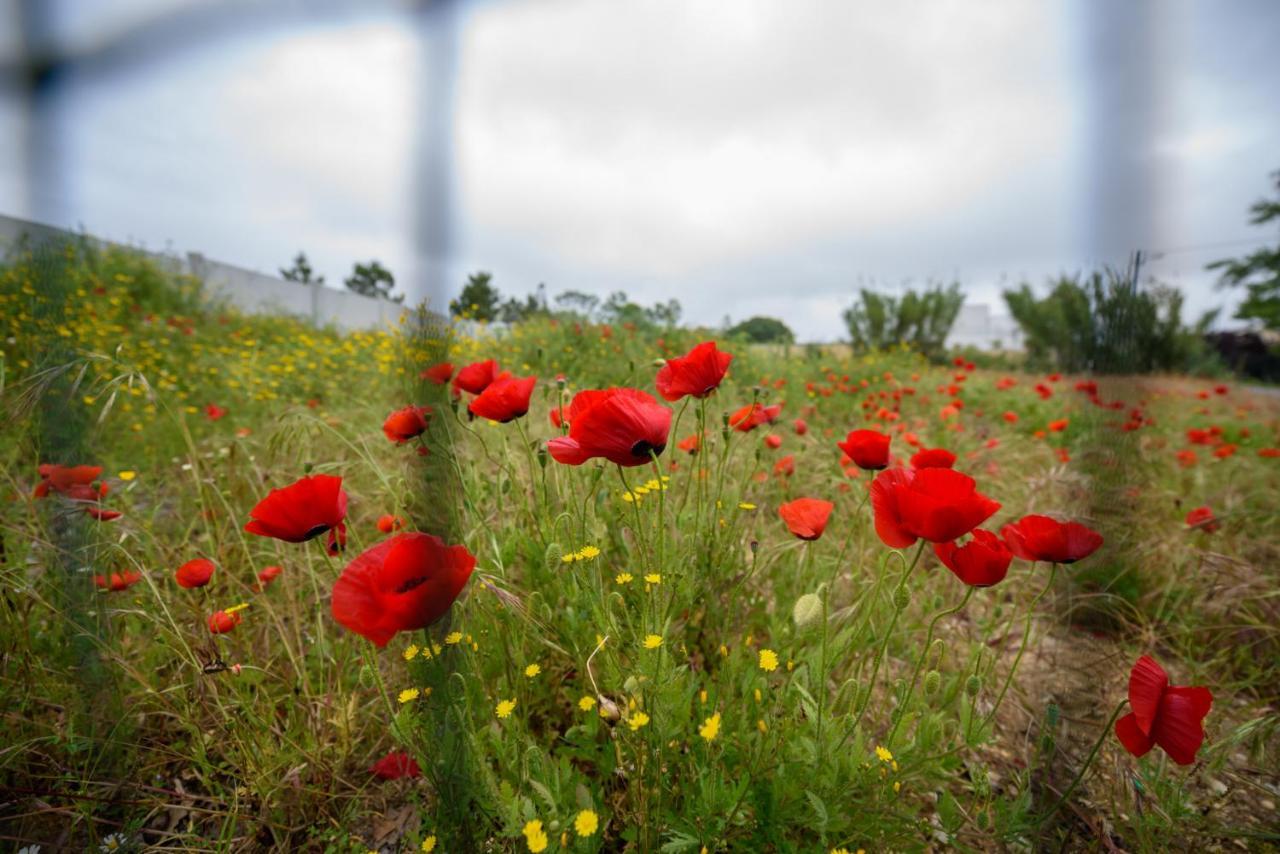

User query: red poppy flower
[550,404,569,428]
[331,532,477,647]
[1048,418,1069,433]
[1176,449,1198,467]
[728,402,782,433]
[205,403,228,421]
[370,750,422,780]
[1212,443,1237,459]
[1114,655,1212,766]
[208,610,242,634]
[327,522,347,555]
[1259,447,1280,458]
[793,418,808,435]
[1185,506,1219,533]
[94,571,142,591]
[175,558,216,589]
[778,497,834,540]
[85,506,122,521]
[677,433,702,454]
[870,467,1001,548]
[383,405,432,443]
[910,448,956,469]
[452,359,501,395]
[547,388,672,467]
[420,361,454,384]
[34,464,103,499]
[468,375,536,423]
[257,565,282,589]
[1000,514,1103,563]
[244,474,348,543]
[764,434,782,450]
[836,429,891,471]
[773,454,795,477]
[377,514,406,534]
[654,340,733,401]
[933,529,1012,587]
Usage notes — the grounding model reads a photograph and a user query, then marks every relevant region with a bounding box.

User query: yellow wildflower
[628,711,650,731]
[523,819,548,853]
[403,644,420,661]
[643,634,663,649]
[759,649,779,672]
[578,695,597,711]
[574,809,599,837]
[615,572,634,584]
[398,688,420,704]
[875,745,893,763]
[699,712,721,742]
[495,698,516,719]
[444,631,463,645]
[525,663,542,678]
[118,470,136,481]
[421,836,437,852]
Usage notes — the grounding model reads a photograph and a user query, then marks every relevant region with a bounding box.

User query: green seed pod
[965,675,982,697]
[972,766,991,799]
[893,584,911,612]
[924,669,942,697]
[537,445,549,469]
[792,593,823,630]
[545,543,564,570]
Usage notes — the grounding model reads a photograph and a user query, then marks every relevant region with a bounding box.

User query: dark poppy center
[303,524,331,541]
[631,440,666,460]
[394,575,429,594]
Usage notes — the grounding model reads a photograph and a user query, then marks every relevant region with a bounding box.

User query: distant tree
[1207,169,1280,331]
[344,260,401,302]
[554,289,600,320]
[646,298,682,327]
[1004,270,1215,373]
[843,281,964,359]
[450,271,501,321]
[727,315,795,344]
[280,252,324,285]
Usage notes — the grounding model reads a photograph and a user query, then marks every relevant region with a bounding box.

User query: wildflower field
[2,242,1279,852]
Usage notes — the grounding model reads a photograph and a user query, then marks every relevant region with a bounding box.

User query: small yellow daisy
[525,663,542,678]
[628,711,650,731]
[398,688,420,704]
[643,634,663,649]
[759,649,779,672]
[444,631,463,645]
[699,712,721,742]
[421,835,437,852]
[496,698,516,719]
[578,695,597,711]
[615,572,634,584]
[574,809,599,837]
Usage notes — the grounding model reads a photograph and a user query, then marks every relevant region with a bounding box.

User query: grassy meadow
[1,241,1278,852]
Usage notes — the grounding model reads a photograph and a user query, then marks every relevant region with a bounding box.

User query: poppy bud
[924,670,941,697]
[893,584,911,612]
[792,593,822,630]
[929,639,945,667]
[598,696,621,722]
[303,462,313,474]
[545,543,564,570]
[965,675,982,697]
[537,446,548,469]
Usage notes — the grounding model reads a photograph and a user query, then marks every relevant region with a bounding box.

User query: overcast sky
[2,0,1277,340]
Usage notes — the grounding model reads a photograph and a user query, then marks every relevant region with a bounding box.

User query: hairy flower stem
[888,585,974,746]
[837,540,927,751]
[1036,699,1128,827]
[980,562,1058,735]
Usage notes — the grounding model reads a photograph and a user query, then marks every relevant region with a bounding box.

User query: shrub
[1003,271,1219,374]
[842,281,964,360]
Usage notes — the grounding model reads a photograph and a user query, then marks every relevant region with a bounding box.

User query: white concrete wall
[947,302,1023,350]
[0,214,407,332]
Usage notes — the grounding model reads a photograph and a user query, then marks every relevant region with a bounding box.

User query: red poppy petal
[1153,686,1212,766]
[1128,655,1168,736]
[1115,712,1155,758]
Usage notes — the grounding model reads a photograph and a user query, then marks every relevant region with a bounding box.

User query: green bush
[842,281,964,361]
[1003,271,1219,374]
